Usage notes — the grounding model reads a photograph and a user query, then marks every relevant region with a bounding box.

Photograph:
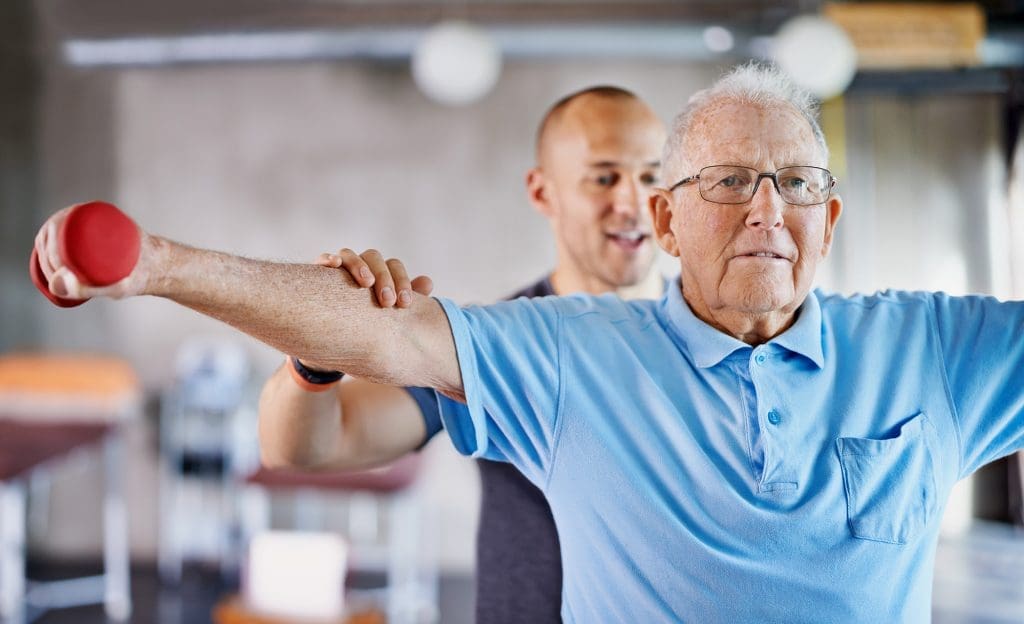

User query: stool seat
[0,354,140,421]
[0,420,111,480]
[245,454,421,494]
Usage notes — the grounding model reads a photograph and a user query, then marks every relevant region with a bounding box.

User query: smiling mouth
[606,230,649,251]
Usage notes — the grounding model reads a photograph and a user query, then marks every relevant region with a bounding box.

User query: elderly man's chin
[721,276,799,316]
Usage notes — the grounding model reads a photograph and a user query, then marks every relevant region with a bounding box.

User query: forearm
[258,362,344,469]
[145,236,368,369]
[142,235,459,390]
[258,362,430,470]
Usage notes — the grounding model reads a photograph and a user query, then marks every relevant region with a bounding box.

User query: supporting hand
[315,248,433,308]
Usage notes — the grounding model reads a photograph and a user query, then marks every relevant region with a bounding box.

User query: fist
[32,202,147,304]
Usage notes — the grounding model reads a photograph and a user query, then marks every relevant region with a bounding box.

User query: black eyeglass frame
[667,165,837,206]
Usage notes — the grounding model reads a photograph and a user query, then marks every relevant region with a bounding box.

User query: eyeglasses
[667,165,836,206]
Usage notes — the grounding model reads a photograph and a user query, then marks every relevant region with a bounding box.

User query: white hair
[661,62,830,182]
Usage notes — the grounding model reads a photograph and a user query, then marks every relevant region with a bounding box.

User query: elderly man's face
[652,101,842,326]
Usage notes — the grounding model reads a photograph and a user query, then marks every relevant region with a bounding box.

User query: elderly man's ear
[648,189,681,257]
[821,193,844,256]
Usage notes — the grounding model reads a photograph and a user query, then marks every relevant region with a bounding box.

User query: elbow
[256,420,326,471]
[258,446,312,471]
[256,375,320,470]
[255,422,306,470]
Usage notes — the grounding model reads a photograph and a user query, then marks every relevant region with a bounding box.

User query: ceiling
[36,0,1024,40]
[32,0,1024,83]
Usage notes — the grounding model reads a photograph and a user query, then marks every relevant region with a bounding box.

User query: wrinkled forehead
[684,101,824,171]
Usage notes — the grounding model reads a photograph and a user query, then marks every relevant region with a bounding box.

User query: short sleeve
[403,387,443,450]
[435,296,563,483]
[931,293,1024,477]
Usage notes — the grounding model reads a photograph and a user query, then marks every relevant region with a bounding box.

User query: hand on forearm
[315,247,434,309]
[257,248,439,471]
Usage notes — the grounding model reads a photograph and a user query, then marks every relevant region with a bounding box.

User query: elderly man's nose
[746,179,784,230]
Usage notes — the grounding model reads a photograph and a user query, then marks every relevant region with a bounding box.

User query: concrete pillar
[0,0,42,351]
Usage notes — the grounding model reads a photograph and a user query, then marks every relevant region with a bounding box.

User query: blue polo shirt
[434,284,1024,623]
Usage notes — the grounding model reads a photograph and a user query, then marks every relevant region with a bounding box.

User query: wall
[0,0,42,353]
[830,93,1009,531]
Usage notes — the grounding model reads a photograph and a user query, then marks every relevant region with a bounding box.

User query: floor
[932,521,1024,623]
[23,521,1024,623]
[27,564,474,624]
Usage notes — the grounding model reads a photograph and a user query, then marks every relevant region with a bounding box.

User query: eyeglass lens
[699,165,831,205]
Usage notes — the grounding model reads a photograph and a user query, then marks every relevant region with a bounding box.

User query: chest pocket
[836,414,938,545]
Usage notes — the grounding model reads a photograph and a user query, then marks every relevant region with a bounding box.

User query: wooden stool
[212,595,384,624]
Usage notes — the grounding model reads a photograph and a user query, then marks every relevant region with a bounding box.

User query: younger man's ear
[526,167,555,218]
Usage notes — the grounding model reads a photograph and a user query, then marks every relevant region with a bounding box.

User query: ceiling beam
[37,0,810,40]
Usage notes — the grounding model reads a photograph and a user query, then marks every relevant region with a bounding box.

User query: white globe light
[773,15,857,100]
[703,26,735,53]
[412,21,502,106]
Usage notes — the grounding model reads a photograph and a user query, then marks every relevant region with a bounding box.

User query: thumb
[49,267,137,301]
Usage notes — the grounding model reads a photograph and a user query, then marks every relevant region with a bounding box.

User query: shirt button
[767,410,781,425]
[754,354,767,364]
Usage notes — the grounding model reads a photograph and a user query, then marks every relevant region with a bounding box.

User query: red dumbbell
[30,201,141,307]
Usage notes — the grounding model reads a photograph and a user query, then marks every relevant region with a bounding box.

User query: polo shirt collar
[771,289,824,369]
[660,281,824,370]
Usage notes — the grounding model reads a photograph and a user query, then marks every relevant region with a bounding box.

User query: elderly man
[34,64,1024,622]
[258,85,666,623]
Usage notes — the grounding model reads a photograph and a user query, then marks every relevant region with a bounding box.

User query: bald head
[535,87,660,168]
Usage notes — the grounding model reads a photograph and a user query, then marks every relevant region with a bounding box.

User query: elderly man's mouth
[733,250,791,262]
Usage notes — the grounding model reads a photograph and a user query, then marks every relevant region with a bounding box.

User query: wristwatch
[287,356,344,392]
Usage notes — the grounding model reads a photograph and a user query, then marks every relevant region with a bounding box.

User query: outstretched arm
[258,249,439,470]
[33,205,463,395]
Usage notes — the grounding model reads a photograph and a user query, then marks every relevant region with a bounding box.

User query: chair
[0,353,140,623]
[239,454,439,624]
[158,339,252,584]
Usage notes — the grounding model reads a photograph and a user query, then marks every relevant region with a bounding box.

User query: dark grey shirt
[405,277,562,624]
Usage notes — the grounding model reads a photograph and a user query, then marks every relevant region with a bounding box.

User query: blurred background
[1,0,1023,622]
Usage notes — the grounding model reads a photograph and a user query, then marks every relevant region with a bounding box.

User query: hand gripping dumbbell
[30,201,141,307]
